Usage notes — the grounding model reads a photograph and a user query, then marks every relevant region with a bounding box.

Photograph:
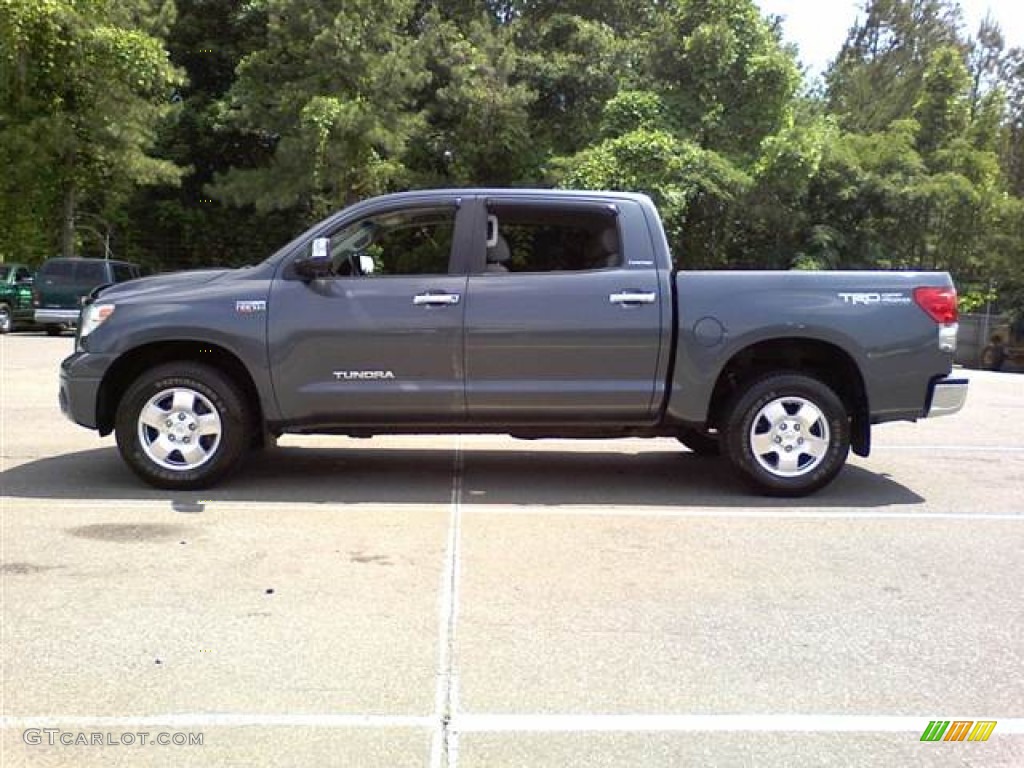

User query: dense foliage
[1,0,1021,314]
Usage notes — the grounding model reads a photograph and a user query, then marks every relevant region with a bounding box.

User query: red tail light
[913,286,958,324]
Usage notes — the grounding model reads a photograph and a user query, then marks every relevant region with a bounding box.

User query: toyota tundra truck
[58,189,967,496]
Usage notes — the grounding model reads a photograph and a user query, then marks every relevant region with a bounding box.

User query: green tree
[913,46,971,157]
[0,0,183,261]
[827,0,962,134]
[555,92,751,267]
[745,108,841,269]
[118,0,298,270]
[1001,47,1024,197]
[407,9,537,186]
[514,13,629,158]
[966,15,1004,118]
[644,0,800,157]
[212,0,426,220]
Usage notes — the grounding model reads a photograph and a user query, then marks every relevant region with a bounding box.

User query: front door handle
[609,291,656,305]
[413,292,461,306]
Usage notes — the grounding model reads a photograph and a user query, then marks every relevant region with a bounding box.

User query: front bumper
[60,351,115,430]
[36,308,80,326]
[925,377,968,418]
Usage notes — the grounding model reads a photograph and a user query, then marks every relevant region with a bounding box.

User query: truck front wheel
[723,373,850,497]
[115,363,250,490]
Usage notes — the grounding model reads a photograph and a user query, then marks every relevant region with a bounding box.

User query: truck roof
[357,188,655,206]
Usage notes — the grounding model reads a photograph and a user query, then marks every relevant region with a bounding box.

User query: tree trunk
[62,181,77,258]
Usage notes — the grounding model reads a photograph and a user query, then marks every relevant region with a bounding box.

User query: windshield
[0,266,10,280]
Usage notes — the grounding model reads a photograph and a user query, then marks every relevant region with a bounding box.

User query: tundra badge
[333,370,396,381]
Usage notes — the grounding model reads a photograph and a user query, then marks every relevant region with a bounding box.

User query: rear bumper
[925,377,968,418]
[35,308,79,326]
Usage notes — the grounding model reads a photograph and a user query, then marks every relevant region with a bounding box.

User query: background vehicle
[0,263,35,333]
[33,257,142,336]
[59,190,967,496]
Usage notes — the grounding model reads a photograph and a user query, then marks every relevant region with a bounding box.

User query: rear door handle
[609,291,656,305]
[413,292,461,306]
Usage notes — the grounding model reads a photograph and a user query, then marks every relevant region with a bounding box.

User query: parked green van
[33,257,142,336]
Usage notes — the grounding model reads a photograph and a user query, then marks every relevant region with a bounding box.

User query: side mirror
[294,237,332,280]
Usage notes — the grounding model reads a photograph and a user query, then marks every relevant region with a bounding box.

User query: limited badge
[235,300,266,314]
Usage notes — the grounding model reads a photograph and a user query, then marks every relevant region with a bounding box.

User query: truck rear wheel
[115,362,250,490]
[723,372,849,497]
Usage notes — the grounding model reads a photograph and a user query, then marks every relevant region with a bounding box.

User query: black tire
[45,325,63,336]
[980,344,1005,372]
[0,303,11,334]
[722,372,850,497]
[677,427,721,456]
[115,362,250,490]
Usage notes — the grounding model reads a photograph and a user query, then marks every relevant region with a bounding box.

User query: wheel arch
[706,337,871,457]
[97,340,264,441]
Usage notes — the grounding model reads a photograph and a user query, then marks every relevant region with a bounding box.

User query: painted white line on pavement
[7,713,1020,736]
[6,498,1021,521]
[464,441,1024,455]
[1,714,432,729]
[453,714,1024,735]
[464,507,1023,521]
[876,445,1024,453]
[429,437,464,768]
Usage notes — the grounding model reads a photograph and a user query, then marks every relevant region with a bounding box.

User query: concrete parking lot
[1,333,1022,767]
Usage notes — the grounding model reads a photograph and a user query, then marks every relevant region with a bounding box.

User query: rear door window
[483,203,621,273]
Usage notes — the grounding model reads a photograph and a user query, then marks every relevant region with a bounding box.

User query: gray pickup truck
[59,189,967,495]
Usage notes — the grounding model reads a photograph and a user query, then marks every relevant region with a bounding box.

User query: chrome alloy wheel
[748,396,830,478]
[136,387,222,472]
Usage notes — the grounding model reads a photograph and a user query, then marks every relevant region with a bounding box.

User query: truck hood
[96,268,234,301]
